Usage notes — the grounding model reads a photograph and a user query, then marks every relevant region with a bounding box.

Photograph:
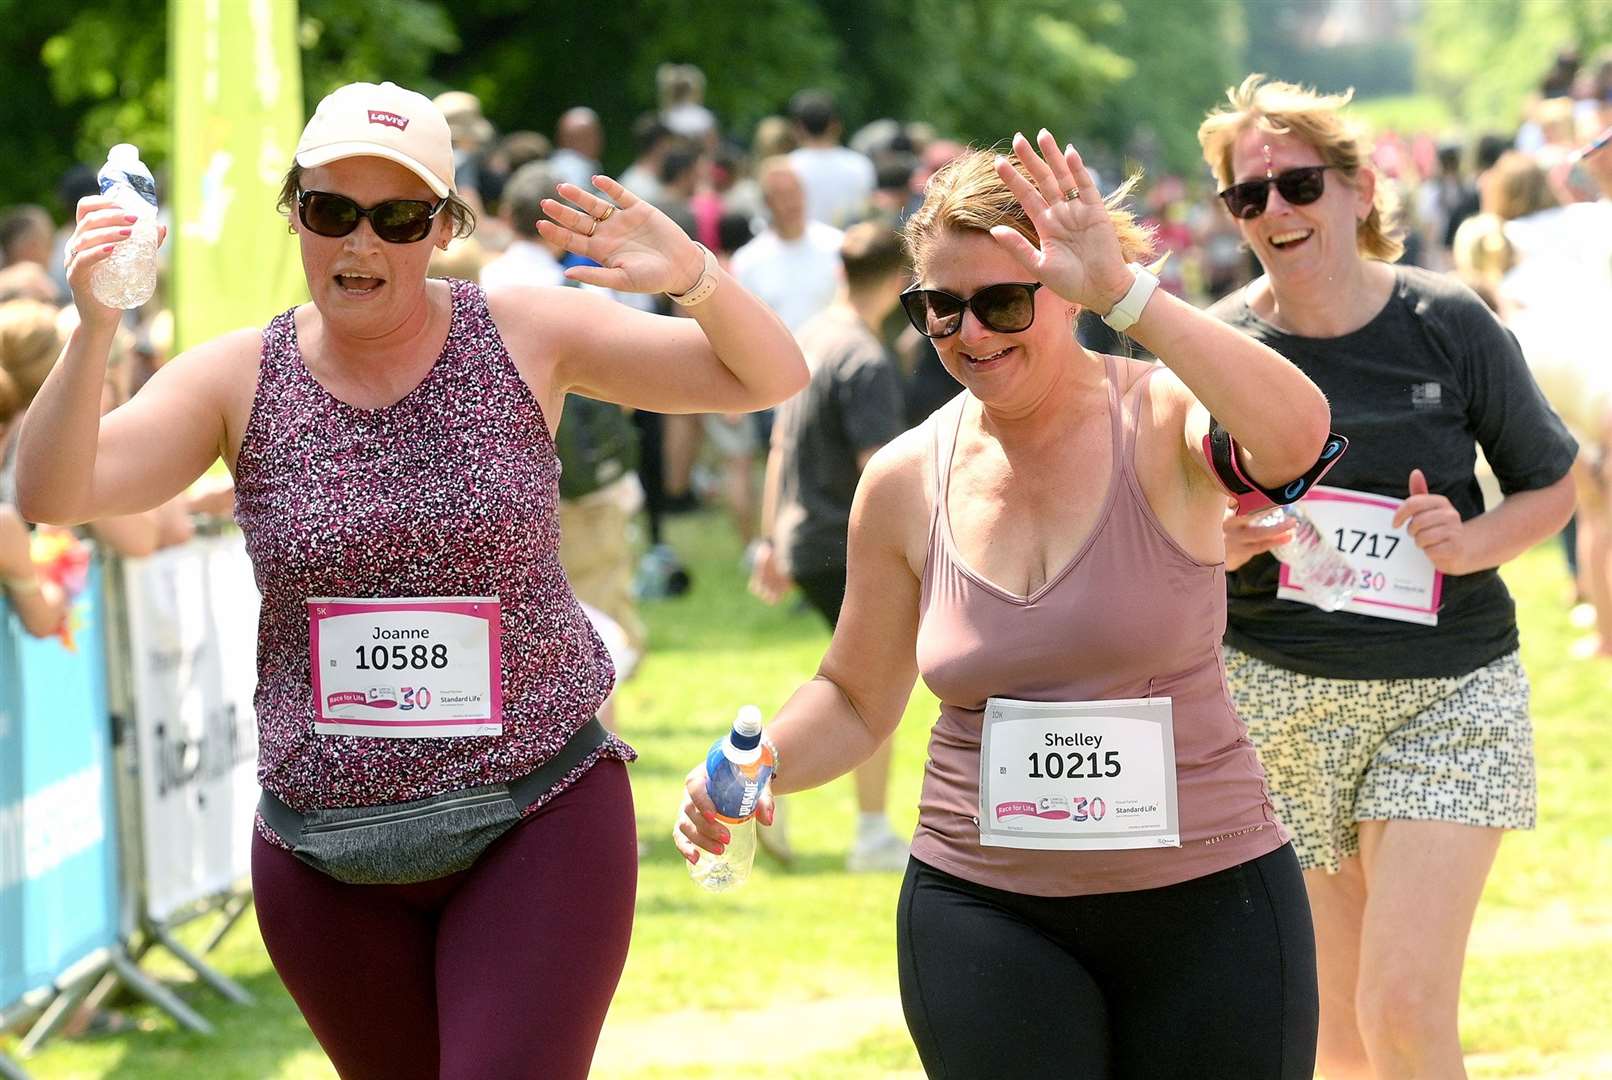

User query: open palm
[989,130,1134,313]
[536,175,703,295]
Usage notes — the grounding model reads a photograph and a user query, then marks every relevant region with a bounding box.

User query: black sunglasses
[900,282,1044,339]
[1217,166,1331,220]
[296,189,448,244]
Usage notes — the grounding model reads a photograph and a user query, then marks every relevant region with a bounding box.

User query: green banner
[169,0,306,353]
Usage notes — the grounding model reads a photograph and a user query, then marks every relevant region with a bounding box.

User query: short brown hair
[840,221,907,290]
[1198,74,1403,262]
[276,162,476,240]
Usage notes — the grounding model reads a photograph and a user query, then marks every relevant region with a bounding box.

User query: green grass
[4,511,1607,1078]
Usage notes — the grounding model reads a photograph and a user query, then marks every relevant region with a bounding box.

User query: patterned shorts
[1222,646,1536,873]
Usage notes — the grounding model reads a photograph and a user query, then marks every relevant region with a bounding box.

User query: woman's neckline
[291,279,459,414]
[1243,262,1399,341]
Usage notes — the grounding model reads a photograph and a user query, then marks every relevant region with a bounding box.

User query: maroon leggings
[252,759,638,1080]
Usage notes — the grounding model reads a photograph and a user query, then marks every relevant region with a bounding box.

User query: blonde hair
[1484,151,1557,221]
[902,147,1155,278]
[751,116,798,160]
[1198,74,1404,262]
[0,299,61,424]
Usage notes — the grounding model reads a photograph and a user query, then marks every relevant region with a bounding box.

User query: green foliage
[296,0,458,104]
[1348,93,1458,139]
[0,0,1254,211]
[4,525,1609,1078]
[1082,0,1248,178]
[1416,0,1612,130]
[905,0,1134,156]
[32,0,167,196]
[432,0,854,169]
[3,0,454,214]
[0,0,103,210]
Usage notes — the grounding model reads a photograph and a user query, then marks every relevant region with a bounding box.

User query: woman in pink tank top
[25,81,807,1079]
[678,131,1332,1076]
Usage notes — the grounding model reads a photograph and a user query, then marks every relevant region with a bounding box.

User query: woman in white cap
[19,81,805,1079]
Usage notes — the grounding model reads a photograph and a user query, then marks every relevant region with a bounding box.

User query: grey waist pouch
[258,717,609,885]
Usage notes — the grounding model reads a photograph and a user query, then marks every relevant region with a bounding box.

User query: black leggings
[897,844,1318,1079]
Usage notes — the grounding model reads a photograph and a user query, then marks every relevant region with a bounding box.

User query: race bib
[978,696,1180,850]
[309,597,502,737]
[1275,486,1442,625]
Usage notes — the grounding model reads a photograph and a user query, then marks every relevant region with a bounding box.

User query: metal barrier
[1,563,121,1071]
[1,529,263,1067]
[111,533,259,1009]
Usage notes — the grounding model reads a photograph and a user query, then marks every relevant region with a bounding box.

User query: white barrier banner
[124,535,260,921]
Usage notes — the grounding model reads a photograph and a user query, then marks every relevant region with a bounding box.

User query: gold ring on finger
[583,218,597,237]
[1063,187,1080,202]
[597,204,615,223]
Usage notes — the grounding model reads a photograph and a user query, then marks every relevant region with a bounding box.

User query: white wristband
[667,243,720,307]
[1100,264,1159,333]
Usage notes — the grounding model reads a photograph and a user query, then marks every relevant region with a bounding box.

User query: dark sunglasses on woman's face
[899,282,1044,339]
[296,189,448,244]
[1217,165,1331,220]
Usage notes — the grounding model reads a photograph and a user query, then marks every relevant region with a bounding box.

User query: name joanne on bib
[309,597,503,738]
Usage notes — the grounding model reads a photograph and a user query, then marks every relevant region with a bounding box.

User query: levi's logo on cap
[367,110,410,131]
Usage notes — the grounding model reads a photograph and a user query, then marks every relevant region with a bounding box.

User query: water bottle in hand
[690,705,775,893]
[1258,504,1359,612]
[90,144,159,309]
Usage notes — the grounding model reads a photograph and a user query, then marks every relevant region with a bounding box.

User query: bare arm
[677,438,925,857]
[747,436,791,604]
[1394,468,1575,576]
[502,283,806,415]
[0,507,66,638]
[16,196,238,525]
[990,131,1330,490]
[513,175,806,415]
[768,452,922,793]
[1136,291,1331,488]
[18,329,246,525]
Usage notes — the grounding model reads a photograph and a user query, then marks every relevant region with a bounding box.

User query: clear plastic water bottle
[690,705,775,893]
[90,144,159,309]
[1257,504,1359,612]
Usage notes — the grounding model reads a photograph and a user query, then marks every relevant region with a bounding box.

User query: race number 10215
[1026,750,1122,779]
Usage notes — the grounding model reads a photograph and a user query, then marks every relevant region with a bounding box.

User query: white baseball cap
[295,82,455,198]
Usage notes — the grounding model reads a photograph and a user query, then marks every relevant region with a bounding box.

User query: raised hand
[988,130,1134,313]
[1393,468,1472,575]
[63,195,168,330]
[537,175,705,296]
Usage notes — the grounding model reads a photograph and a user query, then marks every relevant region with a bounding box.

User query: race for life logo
[368,110,410,131]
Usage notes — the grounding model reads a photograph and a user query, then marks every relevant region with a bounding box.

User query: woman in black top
[1199,75,1576,1078]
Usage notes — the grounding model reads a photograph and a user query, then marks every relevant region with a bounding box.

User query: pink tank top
[235,279,631,823]
[913,356,1283,896]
